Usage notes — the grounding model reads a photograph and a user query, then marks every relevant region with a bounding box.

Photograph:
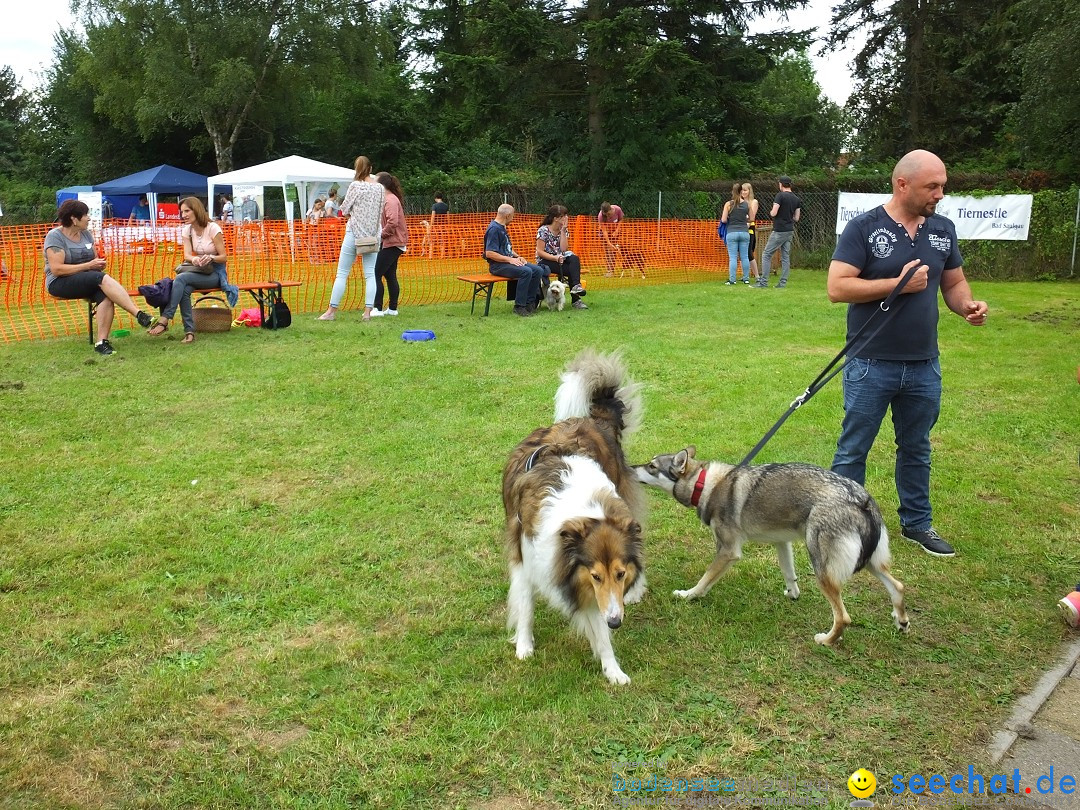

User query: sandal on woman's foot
[316,313,336,321]
[182,333,195,344]
[148,321,168,336]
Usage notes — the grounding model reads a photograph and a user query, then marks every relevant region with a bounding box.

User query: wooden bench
[86,280,302,344]
[456,273,519,316]
[457,269,580,316]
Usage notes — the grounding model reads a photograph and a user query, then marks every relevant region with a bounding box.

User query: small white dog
[545,279,567,312]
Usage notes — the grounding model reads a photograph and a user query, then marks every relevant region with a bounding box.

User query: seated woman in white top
[306,198,328,224]
[148,197,228,344]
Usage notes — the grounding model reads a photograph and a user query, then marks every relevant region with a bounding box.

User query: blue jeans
[331,230,378,309]
[831,357,942,531]
[162,265,224,333]
[726,231,750,283]
[760,230,795,285]
[489,261,545,308]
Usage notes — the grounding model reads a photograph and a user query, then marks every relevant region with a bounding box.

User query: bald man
[827,150,988,558]
[484,204,546,317]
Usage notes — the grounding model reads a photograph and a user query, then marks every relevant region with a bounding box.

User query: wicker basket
[192,296,233,333]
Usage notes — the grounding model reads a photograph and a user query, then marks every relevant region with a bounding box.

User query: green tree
[29,31,198,183]
[79,0,381,172]
[828,0,1022,164]
[411,0,813,190]
[1008,0,1080,178]
[0,66,27,177]
[750,52,848,172]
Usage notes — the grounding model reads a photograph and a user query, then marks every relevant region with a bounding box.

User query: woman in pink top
[598,201,623,276]
[371,172,408,316]
[149,197,227,343]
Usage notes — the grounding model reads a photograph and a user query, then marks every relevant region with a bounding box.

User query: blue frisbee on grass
[401,329,436,342]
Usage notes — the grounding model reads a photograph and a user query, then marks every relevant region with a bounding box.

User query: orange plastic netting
[0,214,764,342]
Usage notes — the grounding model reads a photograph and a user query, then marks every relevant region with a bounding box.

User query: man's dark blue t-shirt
[484,219,514,265]
[832,205,963,361]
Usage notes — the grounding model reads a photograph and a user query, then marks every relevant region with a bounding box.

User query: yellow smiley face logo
[848,768,877,799]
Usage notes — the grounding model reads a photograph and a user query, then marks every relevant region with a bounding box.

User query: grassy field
[1,271,1077,809]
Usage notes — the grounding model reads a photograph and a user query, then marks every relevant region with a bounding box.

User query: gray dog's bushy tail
[554,348,644,438]
[855,492,886,573]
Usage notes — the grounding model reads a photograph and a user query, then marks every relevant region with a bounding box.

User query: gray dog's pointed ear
[684,446,696,459]
[673,448,692,474]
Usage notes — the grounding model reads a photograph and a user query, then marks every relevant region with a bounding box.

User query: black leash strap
[737,263,920,468]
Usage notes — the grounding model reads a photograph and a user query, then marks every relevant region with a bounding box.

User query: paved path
[989,637,1080,809]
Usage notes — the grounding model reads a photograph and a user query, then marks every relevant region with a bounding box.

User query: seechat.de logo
[891,766,1077,797]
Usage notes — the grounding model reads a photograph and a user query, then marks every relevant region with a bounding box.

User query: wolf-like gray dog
[634,446,910,645]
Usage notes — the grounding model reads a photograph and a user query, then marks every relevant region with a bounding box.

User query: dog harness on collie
[524,445,545,471]
[738,263,919,468]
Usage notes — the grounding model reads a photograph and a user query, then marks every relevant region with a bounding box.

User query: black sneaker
[512,306,534,318]
[901,527,955,557]
[93,339,115,356]
[571,284,586,296]
[136,310,153,328]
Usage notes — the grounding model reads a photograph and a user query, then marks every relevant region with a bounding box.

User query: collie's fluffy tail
[553,349,643,437]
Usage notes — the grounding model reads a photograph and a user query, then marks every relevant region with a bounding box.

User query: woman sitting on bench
[149,197,229,344]
[44,199,153,356]
[536,205,587,310]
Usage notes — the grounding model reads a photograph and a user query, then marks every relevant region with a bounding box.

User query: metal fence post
[657,190,662,250]
[1071,187,1079,278]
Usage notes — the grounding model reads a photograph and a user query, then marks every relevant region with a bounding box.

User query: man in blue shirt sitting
[128,196,151,224]
[484,204,546,317]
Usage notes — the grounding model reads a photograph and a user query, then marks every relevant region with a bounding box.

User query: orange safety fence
[0,214,767,342]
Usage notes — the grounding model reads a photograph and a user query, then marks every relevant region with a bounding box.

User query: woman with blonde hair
[148,196,231,344]
[721,182,758,285]
[318,155,384,322]
[743,182,760,283]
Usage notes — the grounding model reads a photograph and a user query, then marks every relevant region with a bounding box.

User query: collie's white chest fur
[520,456,615,612]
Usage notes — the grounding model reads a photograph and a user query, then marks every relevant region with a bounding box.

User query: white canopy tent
[207,155,356,225]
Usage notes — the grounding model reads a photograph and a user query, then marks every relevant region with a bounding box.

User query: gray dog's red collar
[690,468,707,506]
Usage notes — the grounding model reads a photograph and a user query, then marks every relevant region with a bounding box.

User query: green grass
[1,271,1077,809]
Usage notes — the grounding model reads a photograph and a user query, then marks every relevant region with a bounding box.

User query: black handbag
[261,282,292,330]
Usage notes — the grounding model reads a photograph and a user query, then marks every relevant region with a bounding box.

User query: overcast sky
[2,0,862,104]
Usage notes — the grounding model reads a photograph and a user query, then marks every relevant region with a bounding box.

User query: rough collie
[502,349,647,684]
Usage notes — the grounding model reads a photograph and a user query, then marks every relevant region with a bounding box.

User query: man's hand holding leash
[898,259,929,294]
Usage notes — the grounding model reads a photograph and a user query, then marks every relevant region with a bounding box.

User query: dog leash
[737,263,920,468]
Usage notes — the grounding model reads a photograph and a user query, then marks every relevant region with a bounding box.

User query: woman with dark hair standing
[536,205,587,310]
[148,197,230,344]
[318,155,384,322]
[44,199,152,355]
[371,172,407,317]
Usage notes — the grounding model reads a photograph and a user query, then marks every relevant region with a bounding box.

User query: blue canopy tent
[56,186,140,220]
[92,165,216,227]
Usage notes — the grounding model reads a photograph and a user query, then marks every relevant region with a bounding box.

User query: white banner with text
[836,193,1032,240]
